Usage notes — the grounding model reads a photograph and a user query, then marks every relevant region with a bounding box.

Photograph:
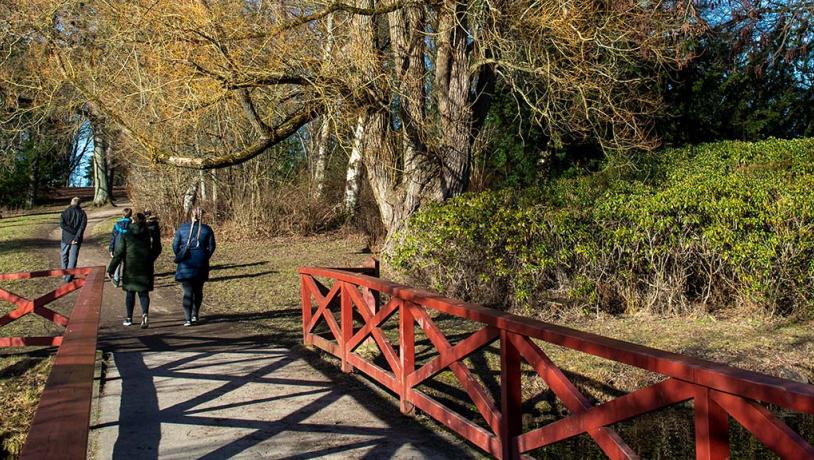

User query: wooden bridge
[2,263,814,459]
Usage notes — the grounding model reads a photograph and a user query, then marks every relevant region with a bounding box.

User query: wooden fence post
[340,282,354,373]
[300,275,312,347]
[400,300,415,415]
[500,330,523,460]
[695,387,730,460]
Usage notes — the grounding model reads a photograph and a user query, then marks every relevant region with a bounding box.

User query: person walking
[108,208,133,287]
[172,207,215,326]
[144,210,162,258]
[60,196,88,282]
[108,213,158,328]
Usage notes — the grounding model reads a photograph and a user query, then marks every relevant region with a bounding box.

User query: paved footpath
[48,206,471,459]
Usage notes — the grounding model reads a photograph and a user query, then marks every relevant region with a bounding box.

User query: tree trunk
[182,179,199,216]
[92,125,112,206]
[26,149,37,208]
[314,117,331,198]
[343,115,365,213]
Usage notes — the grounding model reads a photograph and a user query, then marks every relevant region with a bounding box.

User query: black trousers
[181,280,205,321]
[125,290,150,319]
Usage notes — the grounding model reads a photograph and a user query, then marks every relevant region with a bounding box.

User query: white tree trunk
[92,127,111,206]
[314,118,330,198]
[183,179,199,216]
[313,14,334,199]
[343,115,366,213]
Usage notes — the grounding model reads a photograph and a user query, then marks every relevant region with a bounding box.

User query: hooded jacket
[107,222,158,292]
[172,221,216,281]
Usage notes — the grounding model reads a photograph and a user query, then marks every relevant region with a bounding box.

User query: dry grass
[0,210,64,458]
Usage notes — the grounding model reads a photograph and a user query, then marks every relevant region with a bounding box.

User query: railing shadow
[94,342,472,459]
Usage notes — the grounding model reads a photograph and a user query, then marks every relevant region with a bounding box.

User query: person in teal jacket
[108,208,132,287]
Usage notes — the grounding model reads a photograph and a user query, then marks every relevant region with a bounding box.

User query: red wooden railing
[299,264,814,459]
[0,267,105,459]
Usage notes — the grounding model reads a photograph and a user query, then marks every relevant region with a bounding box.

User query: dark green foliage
[657,3,814,145]
[392,138,814,317]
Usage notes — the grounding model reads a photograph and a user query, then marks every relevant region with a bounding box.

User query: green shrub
[391,138,814,317]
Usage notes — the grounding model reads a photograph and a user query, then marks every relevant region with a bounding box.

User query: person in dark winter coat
[172,207,216,326]
[108,213,159,328]
[108,208,133,287]
[144,210,162,258]
[60,197,88,282]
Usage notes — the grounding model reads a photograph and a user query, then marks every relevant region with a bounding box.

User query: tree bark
[182,179,199,216]
[314,117,331,198]
[343,115,365,213]
[26,148,38,208]
[92,124,112,206]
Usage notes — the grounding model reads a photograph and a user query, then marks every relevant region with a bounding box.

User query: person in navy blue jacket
[109,208,133,286]
[172,207,216,326]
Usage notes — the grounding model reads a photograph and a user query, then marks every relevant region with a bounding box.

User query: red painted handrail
[299,264,814,459]
[0,267,105,460]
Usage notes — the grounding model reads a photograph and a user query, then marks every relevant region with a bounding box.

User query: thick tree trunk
[92,126,112,206]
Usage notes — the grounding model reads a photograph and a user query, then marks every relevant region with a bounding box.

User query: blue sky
[68,120,94,187]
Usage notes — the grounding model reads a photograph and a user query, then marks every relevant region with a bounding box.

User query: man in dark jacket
[60,197,88,282]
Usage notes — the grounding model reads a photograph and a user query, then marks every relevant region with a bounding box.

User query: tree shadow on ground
[93,339,472,458]
[0,238,58,256]
[154,261,271,279]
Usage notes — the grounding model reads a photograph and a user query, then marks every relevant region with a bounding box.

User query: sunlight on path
[90,348,455,459]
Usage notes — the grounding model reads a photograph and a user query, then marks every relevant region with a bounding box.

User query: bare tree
[5,0,701,235]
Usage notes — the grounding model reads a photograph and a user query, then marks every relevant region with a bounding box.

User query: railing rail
[0,266,105,460]
[299,264,814,459]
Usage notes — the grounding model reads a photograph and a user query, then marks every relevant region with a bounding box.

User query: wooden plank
[408,325,498,387]
[346,298,400,351]
[499,330,522,460]
[311,334,342,357]
[410,305,503,435]
[346,353,400,394]
[711,390,814,459]
[345,284,400,375]
[400,300,415,414]
[515,378,694,453]
[0,267,91,281]
[510,334,636,459]
[0,300,32,328]
[20,266,105,460]
[409,388,502,457]
[695,387,730,460]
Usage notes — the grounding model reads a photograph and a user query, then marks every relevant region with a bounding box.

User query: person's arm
[172,227,182,255]
[60,209,68,231]
[206,226,216,258]
[151,226,163,260]
[108,225,117,254]
[107,235,125,276]
[74,210,87,244]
